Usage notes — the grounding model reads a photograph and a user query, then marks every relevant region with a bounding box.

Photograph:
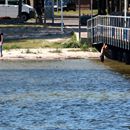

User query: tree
[34,0,44,23]
[18,0,22,18]
[97,0,106,15]
[23,0,30,5]
[98,0,127,15]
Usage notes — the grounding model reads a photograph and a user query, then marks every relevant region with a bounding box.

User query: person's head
[0,33,3,35]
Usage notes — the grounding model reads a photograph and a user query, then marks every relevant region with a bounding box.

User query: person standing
[100,43,108,62]
[0,33,3,57]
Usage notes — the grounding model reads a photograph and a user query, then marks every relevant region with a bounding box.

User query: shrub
[62,33,80,48]
[80,43,89,51]
[3,44,20,50]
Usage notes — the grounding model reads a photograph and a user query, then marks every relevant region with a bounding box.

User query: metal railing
[87,15,130,50]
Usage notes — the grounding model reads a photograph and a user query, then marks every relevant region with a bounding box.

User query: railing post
[124,0,127,28]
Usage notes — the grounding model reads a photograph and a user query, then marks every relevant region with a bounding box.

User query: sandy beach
[0,25,100,61]
[0,48,100,61]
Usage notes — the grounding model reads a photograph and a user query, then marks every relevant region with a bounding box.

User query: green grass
[54,9,98,16]
[1,23,96,51]
[62,33,95,51]
[3,39,64,50]
[3,33,97,52]
[0,24,46,28]
[62,33,80,48]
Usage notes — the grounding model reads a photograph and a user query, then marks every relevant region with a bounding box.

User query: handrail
[87,15,130,50]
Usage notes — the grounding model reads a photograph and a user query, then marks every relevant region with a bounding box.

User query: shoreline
[0,48,100,61]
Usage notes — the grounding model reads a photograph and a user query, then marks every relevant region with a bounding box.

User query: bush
[63,34,80,48]
[80,43,89,51]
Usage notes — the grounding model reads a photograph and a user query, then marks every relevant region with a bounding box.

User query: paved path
[65,26,87,41]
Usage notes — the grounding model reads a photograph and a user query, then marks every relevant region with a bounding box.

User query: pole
[57,0,58,12]
[18,0,22,18]
[44,0,46,24]
[78,0,81,41]
[61,0,64,33]
[91,0,93,18]
[91,0,93,43]
[124,0,127,27]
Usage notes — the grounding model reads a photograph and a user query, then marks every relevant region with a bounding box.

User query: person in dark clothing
[0,33,3,57]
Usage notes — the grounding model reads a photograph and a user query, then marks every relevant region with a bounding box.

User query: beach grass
[3,39,64,50]
[3,35,96,52]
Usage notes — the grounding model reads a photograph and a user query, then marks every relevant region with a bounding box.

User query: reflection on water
[0,59,130,130]
[94,58,130,78]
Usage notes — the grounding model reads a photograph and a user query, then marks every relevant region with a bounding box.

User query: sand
[0,48,100,61]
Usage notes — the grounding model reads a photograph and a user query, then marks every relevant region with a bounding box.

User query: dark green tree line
[98,0,130,15]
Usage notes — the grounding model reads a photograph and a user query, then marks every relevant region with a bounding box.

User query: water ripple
[0,60,130,130]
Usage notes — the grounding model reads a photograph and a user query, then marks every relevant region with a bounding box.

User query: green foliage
[3,46,10,50]
[62,34,80,48]
[80,43,89,51]
[11,45,21,49]
[3,44,20,50]
[89,47,98,52]
[80,42,97,52]
[54,10,98,17]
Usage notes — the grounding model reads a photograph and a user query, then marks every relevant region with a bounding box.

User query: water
[0,59,130,130]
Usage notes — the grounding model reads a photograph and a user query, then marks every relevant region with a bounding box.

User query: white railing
[87,15,130,50]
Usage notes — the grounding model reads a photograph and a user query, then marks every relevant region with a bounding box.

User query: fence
[87,15,130,50]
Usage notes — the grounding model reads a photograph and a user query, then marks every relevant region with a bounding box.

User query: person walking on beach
[100,43,108,62]
[0,33,4,57]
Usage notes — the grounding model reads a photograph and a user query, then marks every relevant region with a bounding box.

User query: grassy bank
[3,33,97,52]
[4,39,63,50]
[1,23,97,52]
